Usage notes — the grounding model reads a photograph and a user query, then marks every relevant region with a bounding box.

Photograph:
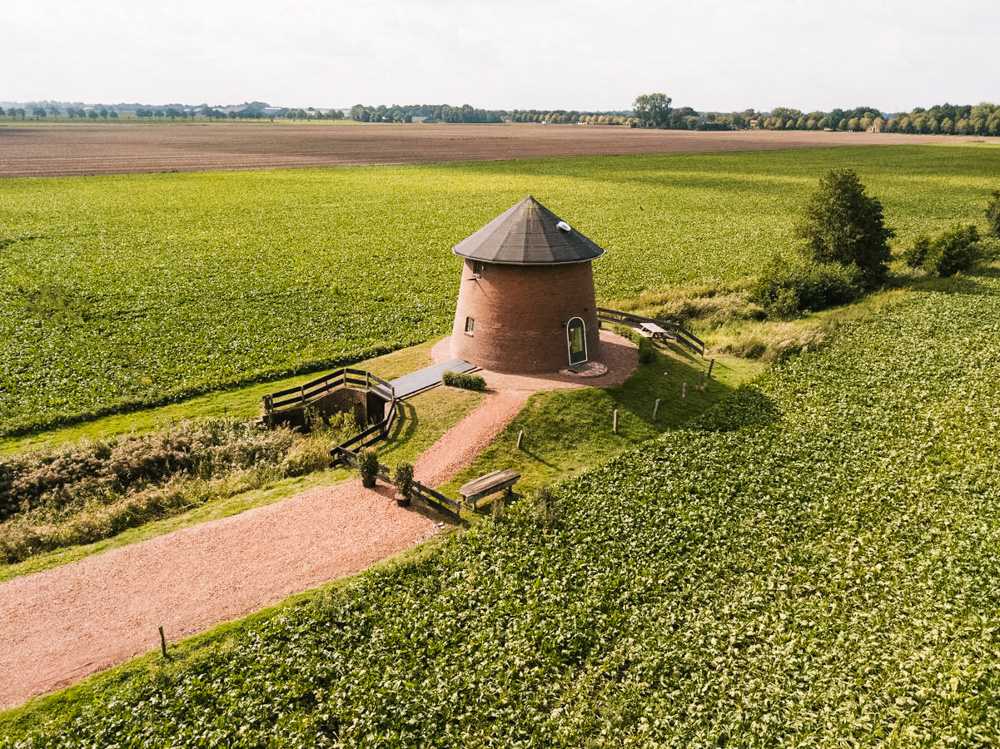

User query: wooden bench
[459,468,520,506]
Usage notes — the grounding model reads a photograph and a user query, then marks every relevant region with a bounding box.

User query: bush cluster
[637,336,657,364]
[751,259,862,318]
[795,169,893,290]
[904,224,982,277]
[442,371,487,391]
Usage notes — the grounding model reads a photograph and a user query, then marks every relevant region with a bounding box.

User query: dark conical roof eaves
[452,196,606,265]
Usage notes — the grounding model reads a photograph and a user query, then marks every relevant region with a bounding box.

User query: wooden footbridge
[261,358,479,520]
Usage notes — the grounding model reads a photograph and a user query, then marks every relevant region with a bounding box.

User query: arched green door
[567,317,588,366]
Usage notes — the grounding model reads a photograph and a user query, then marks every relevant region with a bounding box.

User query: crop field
[5,269,1000,745]
[0,123,954,178]
[2,144,998,436]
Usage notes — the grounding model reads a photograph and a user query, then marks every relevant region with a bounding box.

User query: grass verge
[443,341,763,500]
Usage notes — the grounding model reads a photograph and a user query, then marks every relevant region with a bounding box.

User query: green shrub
[922,224,981,277]
[637,336,657,364]
[795,168,894,289]
[903,235,932,268]
[442,371,487,391]
[751,258,862,317]
[357,447,380,486]
[534,484,562,528]
[393,462,414,498]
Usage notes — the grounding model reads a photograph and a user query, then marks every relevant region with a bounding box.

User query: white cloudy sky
[3,0,997,112]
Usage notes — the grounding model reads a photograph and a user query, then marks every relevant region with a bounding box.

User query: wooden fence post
[517,430,524,450]
[653,398,660,420]
[613,409,619,434]
[708,358,715,379]
[159,626,168,658]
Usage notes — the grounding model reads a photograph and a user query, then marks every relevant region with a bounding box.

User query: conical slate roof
[452,196,606,265]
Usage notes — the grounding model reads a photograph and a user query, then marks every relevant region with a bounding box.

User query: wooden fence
[597,307,705,356]
[262,368,394,414]
[330,446,461,520]
[338,396,398,451]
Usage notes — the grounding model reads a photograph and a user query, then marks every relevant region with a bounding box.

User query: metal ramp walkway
[373,358,478,400]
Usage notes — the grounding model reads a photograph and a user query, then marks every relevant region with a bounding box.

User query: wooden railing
[338,396,398,451]
[262,368,394,414]
[597,307,705,355]
[330,446,461,520]
[410,480,462,520]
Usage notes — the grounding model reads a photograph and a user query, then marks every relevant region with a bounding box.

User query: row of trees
[1,104,119,120]
[6,96,1000,133]
[633,94,1000,136]
[348,103,633,124]
[349,103,505,123]
[0,102,342,121]
[740,103,1000,136]
[133,104,342,120]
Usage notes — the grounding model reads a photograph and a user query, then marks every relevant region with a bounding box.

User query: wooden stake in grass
[613,409,619,434]
[517,429,524,450]
[159,626,168,659]
[708,358,716,379]
[653,398,661,421]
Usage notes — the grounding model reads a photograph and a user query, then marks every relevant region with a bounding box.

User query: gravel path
[0,332,636,709]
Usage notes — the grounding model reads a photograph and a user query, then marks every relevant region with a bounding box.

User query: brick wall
[450,259,601,373]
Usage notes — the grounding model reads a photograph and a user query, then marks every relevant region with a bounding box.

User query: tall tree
[633,93,671,128]
[795,169,894,288]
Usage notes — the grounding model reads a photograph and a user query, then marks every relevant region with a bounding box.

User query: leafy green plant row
[2,146,999,436]
[8,271,1000,746]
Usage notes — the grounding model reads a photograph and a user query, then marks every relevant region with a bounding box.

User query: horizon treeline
[3,99,1000,135]
[348,101,1000,135]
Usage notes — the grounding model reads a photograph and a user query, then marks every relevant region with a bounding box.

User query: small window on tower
[465,317,475,336]
[472,261,485,276]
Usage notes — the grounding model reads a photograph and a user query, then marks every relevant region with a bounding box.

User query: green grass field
[6,267,1000,747]
[3,145,998,436]
[4,143,1000,745]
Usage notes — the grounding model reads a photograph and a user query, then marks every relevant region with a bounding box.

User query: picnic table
[637,322,677,342]
[459,468,520,506]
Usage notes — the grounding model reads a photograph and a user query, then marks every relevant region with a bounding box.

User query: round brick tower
[450,196,604,374]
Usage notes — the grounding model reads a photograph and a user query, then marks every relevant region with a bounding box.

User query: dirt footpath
[0,332,636,709]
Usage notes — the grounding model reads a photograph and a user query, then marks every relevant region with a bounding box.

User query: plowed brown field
[0,123,963,177]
